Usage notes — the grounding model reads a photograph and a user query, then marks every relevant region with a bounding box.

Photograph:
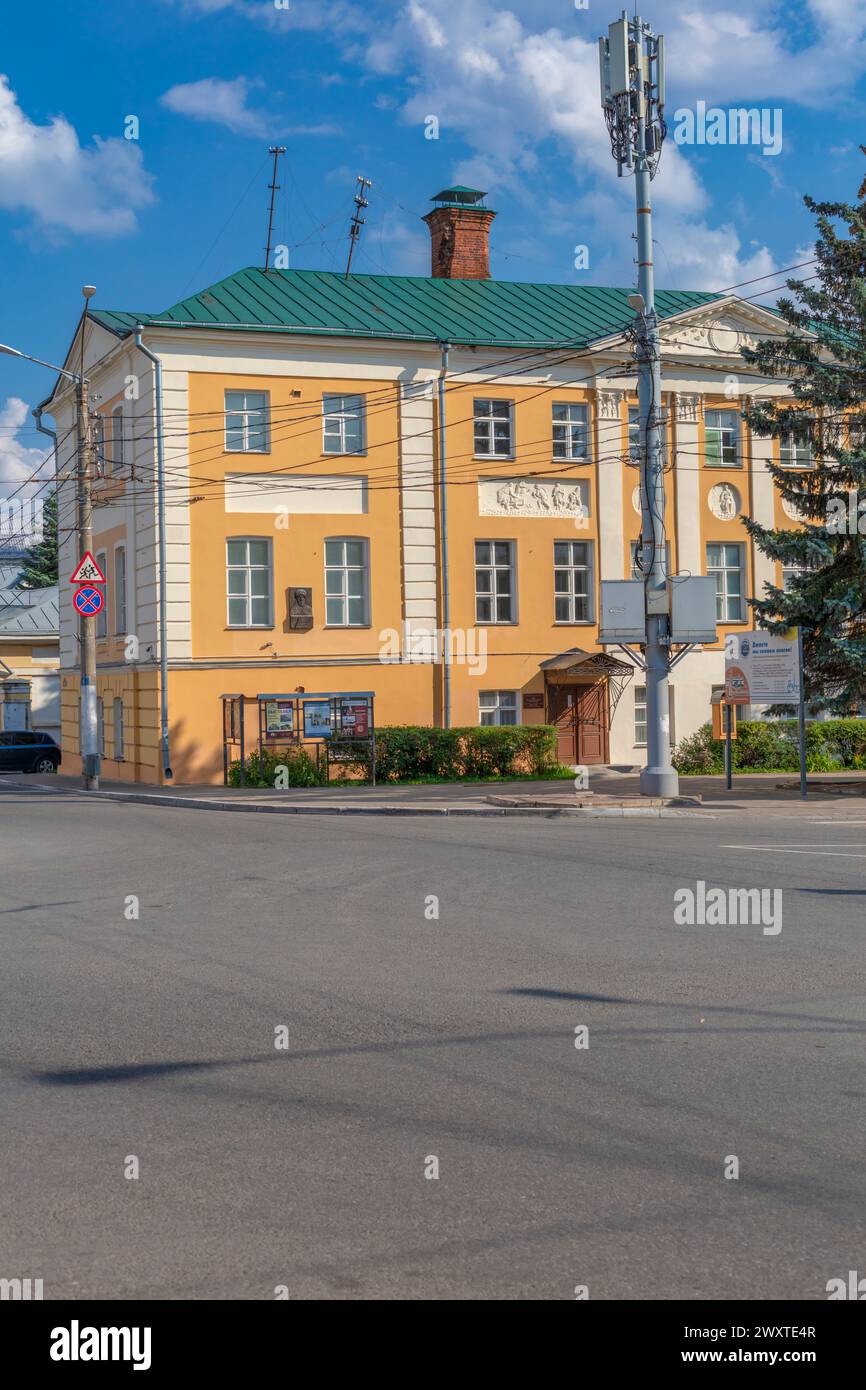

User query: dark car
[0,731,61,774]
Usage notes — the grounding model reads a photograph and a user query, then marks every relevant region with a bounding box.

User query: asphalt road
[1,782,864,1300]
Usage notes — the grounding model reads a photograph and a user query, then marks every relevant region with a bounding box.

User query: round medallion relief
[708,482,740,521]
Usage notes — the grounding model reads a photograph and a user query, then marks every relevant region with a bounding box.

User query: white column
[674,393,701,577]
[595,388,625,580]
[398,379,437,632]
[749,415,776,602]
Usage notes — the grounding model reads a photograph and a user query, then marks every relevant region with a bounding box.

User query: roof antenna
[345,175,373,278]
[264,146,286,272]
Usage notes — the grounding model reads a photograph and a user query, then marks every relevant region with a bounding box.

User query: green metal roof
[92,267,721,350]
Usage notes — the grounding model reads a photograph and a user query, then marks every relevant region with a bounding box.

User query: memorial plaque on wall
[287,587,314,631]
[523,693,545,710]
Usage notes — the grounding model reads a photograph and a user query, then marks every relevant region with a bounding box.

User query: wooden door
[548,685,578,764]
[576,683,608,764]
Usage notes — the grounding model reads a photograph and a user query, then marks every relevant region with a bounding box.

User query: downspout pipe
[134,328,172,780]
[437,342,451,728]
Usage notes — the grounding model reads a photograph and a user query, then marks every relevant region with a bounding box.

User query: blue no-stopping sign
[74,585,104,616]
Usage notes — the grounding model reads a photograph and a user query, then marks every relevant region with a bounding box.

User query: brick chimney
[423,187,496,279]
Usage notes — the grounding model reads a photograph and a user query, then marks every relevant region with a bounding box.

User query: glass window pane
[555,596,570,621]
[325,541,343,566]
[228,597,247,625]
[345,541,365,566]
[475,542,491,564]
[326,597,344,624]
[476,596,492,622]
[250,570,269,597]
[554,570,569,593]
[476,570,491,593]
[554,542,569,565]
[496,569,511,594]
[347,597,364,625]
[227,540,246,565]
[227,571,246,595]
[247,540,269,565]
[250,596,269,625]
[493,542,510,565]
[496,595,512,621]
[325,570,343,595]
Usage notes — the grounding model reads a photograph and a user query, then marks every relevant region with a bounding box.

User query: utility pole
[599,11,678,796]
[76,285,100,790]
[345,176,372,278]
[264,146,286,271]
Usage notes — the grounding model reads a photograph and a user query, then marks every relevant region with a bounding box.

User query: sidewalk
[6,767,866,819]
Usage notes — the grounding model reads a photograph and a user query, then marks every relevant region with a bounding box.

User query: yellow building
[40,189,806,784]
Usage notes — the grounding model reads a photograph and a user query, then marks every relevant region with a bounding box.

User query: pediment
[659,296,795,359]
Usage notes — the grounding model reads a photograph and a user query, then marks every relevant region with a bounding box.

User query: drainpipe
[134,328,172,781]
[437,342,451,727]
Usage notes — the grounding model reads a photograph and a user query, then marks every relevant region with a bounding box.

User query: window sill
[225,625,275,631]
[323,624,372,630]
[473,455,516,462]
[474,620,518,627]
[705,462,742,468]
[554,620,594,626]
[321,452,368,459]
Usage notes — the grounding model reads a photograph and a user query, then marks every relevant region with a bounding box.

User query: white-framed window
[707,542,745,622]
[783,560,814,591]
[113,697,124,760]
[780,428,813,468]
[114,546,127,634]
[111,404,124,472]
[96,697,105,756]
[554,540,593,622]
[552,402,589,461]
[479,690,519,726]
[628,404,641,464]
[225,390,270,453]
[704,409,740,467]
[475,540,516,623]
[226,538,273,627]
[473,399,513,457]
[93,415,107,477]
[322,394,365,455]
[630,540,672,580]
[95,551,107,638]
[324,537,369,626]
[634,685,676,747]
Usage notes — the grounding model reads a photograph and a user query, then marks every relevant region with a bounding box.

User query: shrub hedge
[672,719,866,775]
[333,724,563,783]
[228,745,325,788]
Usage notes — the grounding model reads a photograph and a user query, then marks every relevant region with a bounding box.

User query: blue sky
[2,0,866,492]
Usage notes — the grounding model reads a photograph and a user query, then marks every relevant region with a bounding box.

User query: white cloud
[161,76,268,135]
[160,76,341,137]
[0,75,154,237]
[0,398,51,501]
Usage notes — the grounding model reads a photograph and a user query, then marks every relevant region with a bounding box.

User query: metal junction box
[669,576,718,644]
[598,580,646,645]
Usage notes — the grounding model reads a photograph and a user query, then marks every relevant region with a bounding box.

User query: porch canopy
[540,648,635,721]
[540,647,633,678]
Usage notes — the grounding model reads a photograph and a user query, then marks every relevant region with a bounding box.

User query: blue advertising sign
[303,700,332,739]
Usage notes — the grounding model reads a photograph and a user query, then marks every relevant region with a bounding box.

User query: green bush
[228,745,325,788]
[673,718,866,775]
[334,723,563,784]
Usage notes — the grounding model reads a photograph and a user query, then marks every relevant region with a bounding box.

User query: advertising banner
[725,630,800,705]
[303,701,332,739]
[265,701,294,736]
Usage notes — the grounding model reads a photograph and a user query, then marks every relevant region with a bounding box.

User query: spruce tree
[19,491,58,588]
[741,153,866,713]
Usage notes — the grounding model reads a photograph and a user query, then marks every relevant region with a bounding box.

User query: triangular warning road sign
[70,551,106,584]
